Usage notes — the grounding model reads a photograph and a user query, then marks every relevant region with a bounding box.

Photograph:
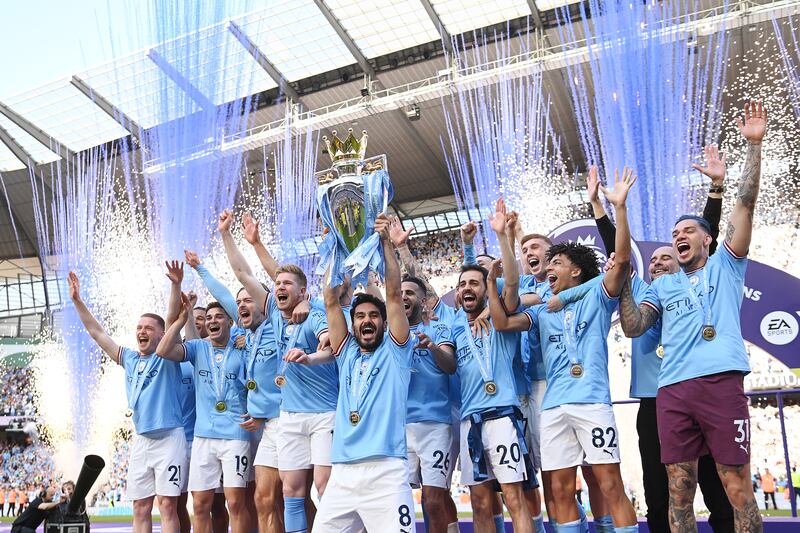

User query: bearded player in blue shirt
[69,272,187,533]
[620,101,767,533]
[284,213,416,531]
[219,209,335,533]
[492,167,639,533]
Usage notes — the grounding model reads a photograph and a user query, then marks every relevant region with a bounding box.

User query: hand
[489,198,507,234]
[471,316,491,337]
[506,211,519,237]
[187,291,198,307]
[487,259,503,281]
[242,212,261,245]
[165,260,184,285]
[603,252,617,273]
[600,167,637,208]
[218,209,234,233]
[68,271,81,302]
[284,348,309,364]
[547,294,564,313]
[178,292,192,324]
[184,249,201,268]
[388,215,413,248]
[415,331,434,350]
[586,165,601,203]
[292,300,311,324]
[691,145,727,185]
[317,335,331,353]
[461,221,478,244]
[239,414,264,432]
[735,100,767,144]
[374,213,391,242]
[234,335,246,349]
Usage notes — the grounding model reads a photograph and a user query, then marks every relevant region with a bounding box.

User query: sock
[596,515,614,533]
[613,526,639,533]
[577,503,588,533]
[284,496,307,533]
[554,519,582,533]
[447,522,461,533]
[532,513,546,533]
[494,513,505,532]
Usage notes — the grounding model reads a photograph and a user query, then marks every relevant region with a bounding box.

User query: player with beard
[554,150,734,533]
[157,298,251,533]
[68,272,186,533]
[399,276,458,533]
[619,101,767,533]
[219,210,335,533]
[285,213,415,530]
[492,167,639,533]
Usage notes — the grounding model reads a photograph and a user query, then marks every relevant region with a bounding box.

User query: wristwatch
[709,184,725,194]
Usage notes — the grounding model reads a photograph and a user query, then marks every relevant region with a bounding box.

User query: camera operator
[10,487,64,533]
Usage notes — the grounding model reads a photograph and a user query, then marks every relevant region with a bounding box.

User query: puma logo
[739,444,748,454]
[507,463,519,473]
[603,449,614,458]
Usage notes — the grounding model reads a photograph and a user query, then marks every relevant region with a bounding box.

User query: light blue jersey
[629,275,662,398]
[642,242,750,388]
[332,331,414,463]
[244,320,281,420]
[119,348,183,435]
[179,361,196,442]
[183,339,249,441]
[451,316,520,419]
[432,298,459,327]
[523,279,617,411]
[266,295,338,413]
[407,321,455,424]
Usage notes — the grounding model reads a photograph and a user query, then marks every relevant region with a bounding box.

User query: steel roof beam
[147,48,216,113]
[70,75,142,141]
[418,0,454,55]
[0,103,75,161]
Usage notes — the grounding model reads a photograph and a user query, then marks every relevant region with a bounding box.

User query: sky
[0,0,254,100]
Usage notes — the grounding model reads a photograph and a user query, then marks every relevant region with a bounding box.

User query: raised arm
[378,214,410,343]
[388,215,438,301]
[490,199,521,311]
[619,271,660,337]
[487,260,530,333]
[156,292,192,361]
[323,271,349,354]
[165,260,184,328]
[724,101,767,257]
[599,167,637,297]
[461,221,479,266]
[68,272,121,363]
[185,249,239,321]
[692,144,726,254]
[242,212,279,281]
[587,166,617,253]
[218,210,270,309]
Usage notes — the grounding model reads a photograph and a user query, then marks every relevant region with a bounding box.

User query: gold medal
[124,408,134,418]
[484,381,497,395]
[349,411,361,426]
[702,325,716,341]
[570,364,584,378]
[215,401,227,412]
[274,375,286,387]
[246,379,257,391]
[656,345,665,358]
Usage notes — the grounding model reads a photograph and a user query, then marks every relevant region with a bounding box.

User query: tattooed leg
[716,463,763,533]
[667,461,698,533]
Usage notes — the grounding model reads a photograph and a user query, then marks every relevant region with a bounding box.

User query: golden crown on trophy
[322,128,368,165]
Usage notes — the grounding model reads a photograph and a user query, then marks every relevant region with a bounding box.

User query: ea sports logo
[759,311,798,346]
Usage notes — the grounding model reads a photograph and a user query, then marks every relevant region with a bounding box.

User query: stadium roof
[0,0,795,261]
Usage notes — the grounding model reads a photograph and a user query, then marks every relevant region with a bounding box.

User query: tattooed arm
[388,215,439,302]
[619,271,659,337]
[725,101,767,257]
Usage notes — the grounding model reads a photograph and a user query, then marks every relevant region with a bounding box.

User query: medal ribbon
[684,267,713,330]
[277,321,303,377]
[562,306,581,368]
[464,318,494,386]
[127,355,157,412]
[207,343,234,405]
[348,351,378,415]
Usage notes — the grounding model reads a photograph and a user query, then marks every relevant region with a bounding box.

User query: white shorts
[459,416,526,486]
[406,422,453,489]
[277,411,335,470]
[254,417,280,469]
[189,437,251,491]
[127,428,189,500]
[540,403,621,471]
[314,457,415,532]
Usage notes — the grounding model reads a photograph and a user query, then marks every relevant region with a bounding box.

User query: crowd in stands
[0,231,799,512]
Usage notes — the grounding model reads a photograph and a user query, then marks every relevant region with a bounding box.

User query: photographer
[10,487,64,533]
